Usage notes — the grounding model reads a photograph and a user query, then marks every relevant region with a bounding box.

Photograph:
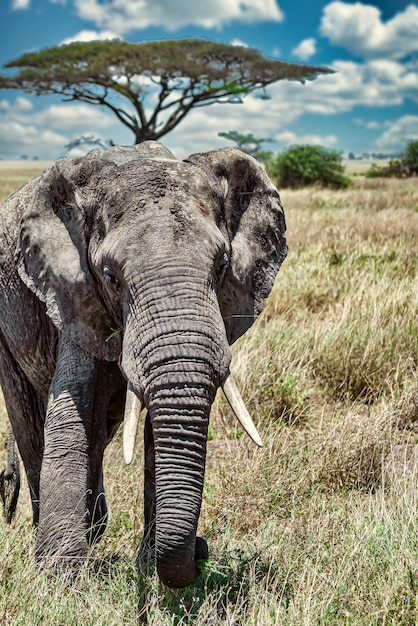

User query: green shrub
[268,144,351,189]
[365,159,409,179]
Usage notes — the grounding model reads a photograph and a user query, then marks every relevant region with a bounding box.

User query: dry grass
[0,162,50,203]
[1,168,418,624]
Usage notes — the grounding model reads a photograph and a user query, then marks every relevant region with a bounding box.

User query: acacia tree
[218,131,274,163]
[0,38,331,144]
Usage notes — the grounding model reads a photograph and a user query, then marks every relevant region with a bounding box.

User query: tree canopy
[0,38,332,144]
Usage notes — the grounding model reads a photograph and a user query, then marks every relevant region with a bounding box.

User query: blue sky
[0,0,417,160]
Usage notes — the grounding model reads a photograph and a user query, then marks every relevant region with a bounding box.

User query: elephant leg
[0,334,46,525]
[88,367,126,546]
[35,336,111,571]
[138,411,156,571]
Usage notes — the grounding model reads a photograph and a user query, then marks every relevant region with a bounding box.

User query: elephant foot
[35,548,87,580]
[36,518,89,578]
[0,456,20,523]
[138,535,209,581]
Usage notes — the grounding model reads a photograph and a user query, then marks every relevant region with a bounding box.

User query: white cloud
[373,116,418,153]
[320,1,418,60]
[11,0,30,8]
[283,58,418,114]
[231,38,249,48]
[1,97,112,130]
[354,118,381,130]
[292,38,317,61]
[61,30,121,45]
[273,131,337,149]
[73,0,284,35]
[31,104,113,129]
[0,98,115,159]
[15,97,34,111]
[0,97,33,112]
[0,121,67,158]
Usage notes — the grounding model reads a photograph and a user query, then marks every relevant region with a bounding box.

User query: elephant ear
[16,158,121,361]
[185,149,288,344]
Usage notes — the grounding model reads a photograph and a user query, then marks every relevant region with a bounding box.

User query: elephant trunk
[150,380,213,587]
[122,267,230,587]
[145,333,221,588]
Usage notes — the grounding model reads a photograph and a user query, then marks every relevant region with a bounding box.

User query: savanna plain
[1,162,418,625]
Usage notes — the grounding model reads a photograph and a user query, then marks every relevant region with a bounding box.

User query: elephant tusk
[222,372,263,447]
[123,383,143,465]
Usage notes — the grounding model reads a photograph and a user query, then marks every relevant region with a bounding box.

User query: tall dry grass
[1,168,418,624]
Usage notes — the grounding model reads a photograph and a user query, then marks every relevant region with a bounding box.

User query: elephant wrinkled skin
[0,141,287,588]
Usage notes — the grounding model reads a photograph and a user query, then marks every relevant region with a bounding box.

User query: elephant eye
[219,252,229,270]
[217,252,229,287]
[103,263,121,292]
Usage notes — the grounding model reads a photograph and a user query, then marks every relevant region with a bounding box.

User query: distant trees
[0,39,330,145]
[219,136,418,187]
[366,141,418,178]
[265,140,418,188]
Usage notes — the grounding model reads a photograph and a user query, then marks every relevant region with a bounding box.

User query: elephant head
[16,141,287,587]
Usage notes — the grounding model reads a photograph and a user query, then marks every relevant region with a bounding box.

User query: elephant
[0,141,287,588]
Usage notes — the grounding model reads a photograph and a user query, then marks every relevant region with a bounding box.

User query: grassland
[1,165,418,624]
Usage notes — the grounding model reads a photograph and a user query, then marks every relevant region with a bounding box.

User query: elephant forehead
[103,159,220,216]
[88,160,227,265]
[102,198,225,258]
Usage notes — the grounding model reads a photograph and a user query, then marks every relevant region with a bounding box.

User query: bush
[365,159,409,179]
[268,144,351,189]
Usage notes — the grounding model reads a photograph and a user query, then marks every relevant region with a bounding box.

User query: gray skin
[0,141,287,588]
[0,427,20,523]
